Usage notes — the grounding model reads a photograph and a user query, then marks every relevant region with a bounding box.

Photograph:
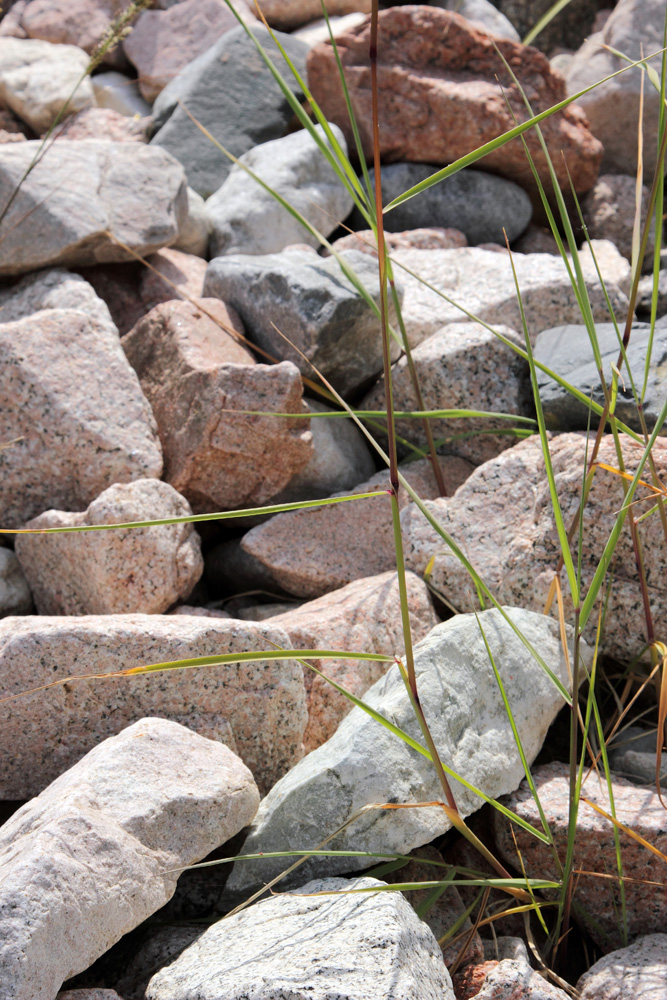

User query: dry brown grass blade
[581,797,667,862]
[655,643,667,808]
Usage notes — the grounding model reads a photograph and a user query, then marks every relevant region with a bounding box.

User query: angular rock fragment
[0,37,93,133]
[0,266,116,330]
[576,934,667,1000]
[15,479,204,616]
[0,718,259,1000]
[0,548,32,617]
[0,614,306,797]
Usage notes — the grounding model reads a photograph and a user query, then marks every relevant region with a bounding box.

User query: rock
[169,604,231,618]
[58,991,124,1000]
[608,726,667,787]
[174,187,210,258]
[203,248,400,396]
[293,11,367,46]
[464,959,571,999]
[76,261,147,336]
[51,106,150,142]
[236,600,301,620]
[565,0,666,176]
[582,174,655,271]
[0,614,306,797]
[124,0,255,103]
[431,0,520,41]
[0,547,32,616]
[237,455,474,599]
[0,140,188,275]
[15,479,203,616]
[578,238,632,298]
[271,398,376,503]
[498,0,603,52]
[139,247,208,311]
[0,37,93,133]
[255,0,370,31]
[513,223,560,255]
[271,570,437,750]
[122,299,313,511]
[0,308,163,529]
[329,227,468,256]
[206,124,354,257]
[223,608,575,900]
[111,925,204,1000]
[402,433,667,662]
[0,1,28,38]
[637,270,667,318]
[151,25,309,198]
[0,265,116,329]
[576,934,667,1000]
[17,0,129,61]
[0,718,260,1000]
[387,246,628,347]
[534,321,667,435]
[146,875,453,1000]
[493,762,667,948]
[360,322,528,466]
[92,70,152,118]
[354,165,532,246]
[307,8,602,198]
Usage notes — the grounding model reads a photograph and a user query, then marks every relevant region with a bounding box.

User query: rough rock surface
[174,187,210,258]
[271,570,438,750]
[0,615,306,797]
[402,433,667,662]
[467,960,571,999]
[0,308,163,528]
[255,0,371,31]
[0,140,188,275]
[0,547,32,617]
[58,991,124,1000]
[238,455,474,598]
[13,0,129,59]
[329,227,468,256]
[122,299,313,511]
[15,479,204,616]
[582,174,654,269]
[51,106,150,142]
[0,37,93,133]
[388,247,628,347]
[0,266,116,329]
[204,248,400,396]
[435,0,520,41]
[139,248,208,313]
[356,165,532,246]
[0,718,260,1000]
[494,763,667,948]
[224,608,576,899]
[307,7,602,197]
[576,934,667,1000]
[565,0,667,175]
[151,25,309,197]
[206,124,353,257]
[146,876,454,1000]
[608,726,667,787]
[361,322,528,466]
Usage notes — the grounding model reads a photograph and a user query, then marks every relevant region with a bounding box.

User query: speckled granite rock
[50,106,150,142]
[576,934,667,1000]
[361,322,528,466]
[494,763,667,948]
[466,959,570,999]
[237,455,474,599]
[122,299,312,512]
[389,247,628,347]
[223,608,576,900]
[146,876,454,1000]
[608,726,667,787]
[0,614,306,797]
[328,227,468,256]
[255,0,370,31]
[0,140,188,275]
[203,248,401,397]
[139,248,208,313]
[0,37,93,133]
[58,991,124,1000]
[271,570,438,750]
[402,433,667,662]
[582,174,654,270]
[15,479,203,616]
[0,308,163,528]
[0,548,32,617]
[0,267,117,330]
[0,718,259,1000]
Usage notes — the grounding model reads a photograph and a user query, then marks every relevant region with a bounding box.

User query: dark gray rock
[203,247,401,396]
[534,321,667,434]
[150,25,308,197]
[608,726,667,787]
[352,165,532,246]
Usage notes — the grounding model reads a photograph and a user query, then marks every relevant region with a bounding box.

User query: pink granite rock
[255,0,371,32]
[494,762,667,948]
[271,570,438,750]
[327,227,468,257]
[123,300,313,512]
[50,106,150,142]
[15,479,203,616]
[139,248,208,312]
[0,614,307,796]
[18,0,130,65]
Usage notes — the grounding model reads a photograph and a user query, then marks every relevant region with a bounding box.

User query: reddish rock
[140,248,208,312]
[123,299,313,511]
[50,107,149,142]
[452,961,499,1000]
[124,0,255,103]
[307,7,602,197]
[18,0,130,66]
[271,570,438,750]
[328,226,468,256]
[255,0,371,32]
[494,762,667,949]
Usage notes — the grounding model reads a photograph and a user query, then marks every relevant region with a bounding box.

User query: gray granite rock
[146,876,454,1000]
[534,321,667,434]
[58,991,124,1000]
[174,186,210,258]
[577,934,667,1000]
[0,140,188,275]
[204,248,401,396]
[608,726,667,787]
[0,547,32,616]
[223,607,576,900]
[0,267,116,330]
[581,174,654,270]
[206,124,353,256]
[0,307,163,528]
[151,25,308,197]
[430,0,520,40]
[637,271,667,318]
[0,36,93,132]
[0,718,259,1000]
[355,165,531,245]
[0,614,306,797]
